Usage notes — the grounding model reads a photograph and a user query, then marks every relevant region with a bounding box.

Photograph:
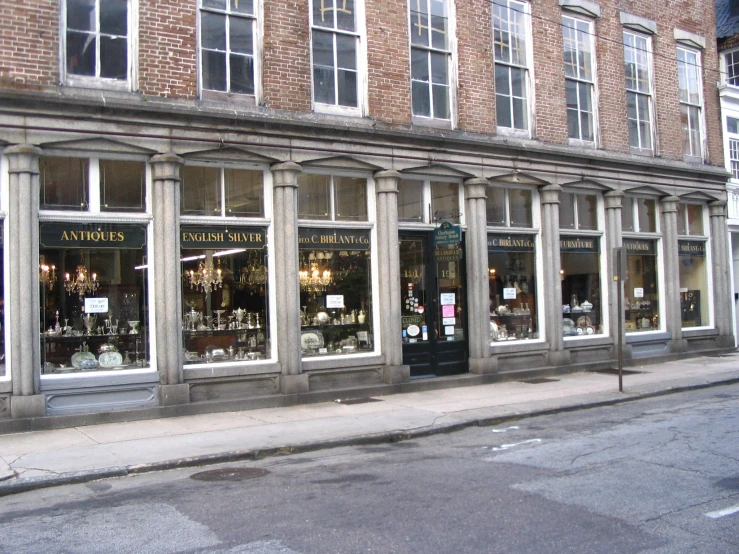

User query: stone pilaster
[150,153,189,405]
[540,184,569,366]
[709,201,734,346]
[374,170,409,383]
[6,145,45,418]
[605,191,630,358]
[464,177,494,374]
[271,162,308,394]
[660,196,685,352]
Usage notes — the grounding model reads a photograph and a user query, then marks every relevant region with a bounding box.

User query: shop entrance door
[399,231,468,377]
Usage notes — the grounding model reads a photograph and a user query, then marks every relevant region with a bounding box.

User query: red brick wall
[262,0,312,112]
[0,1,57,90]
[139,0,196,99]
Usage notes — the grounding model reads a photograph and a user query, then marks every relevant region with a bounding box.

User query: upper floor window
[493,0,530,133]
[64,0,132,87]
[40,156,146,213]
[181,166,264,217]
[724,50,739,87]
[623,32,653,152]
[727,117,739,179]
[486,186,533,228]
[677,47,704,159]
[409,0,452,120]
[563,16,596,143]
[200,0,257,96]
[310,0,363,113]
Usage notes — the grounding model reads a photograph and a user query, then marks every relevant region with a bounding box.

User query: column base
[548,350,572,367]
[10,394,46,418]
[716,335,736,349]
[469,357,498,374]
[281,374,309,394]
[669,338,689,354]
[159,384,190,406]
[383,365,410,384]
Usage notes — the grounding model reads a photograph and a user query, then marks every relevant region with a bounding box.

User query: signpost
[613,247,627,392]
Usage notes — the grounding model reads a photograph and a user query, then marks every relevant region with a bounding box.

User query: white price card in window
[442,317,456,325]
[445,325,455,336]
[503,287,517,300]
[325,295,344,308]
[84,298,108,313]
[633,288,644,298]
[440,293,456,305]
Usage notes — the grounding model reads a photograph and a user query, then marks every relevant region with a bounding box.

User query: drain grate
[335,397,382,405]
[518,377,559,384]
[588,368,644,376]
[190,467,269,482]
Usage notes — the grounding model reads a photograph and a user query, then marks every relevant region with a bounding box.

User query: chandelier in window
[64,265,99,297]
[186,260,223,294]
[299,252,333,292]
[39,258,57,291]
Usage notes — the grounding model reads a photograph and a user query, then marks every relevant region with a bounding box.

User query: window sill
[313,103,363,118]
[496,126,531,139]
[63,76,132,93]
[683,155,705,164]
[629,147,654,157]
[412,115,453,130]
[201,89,256,106]
[568,138,597,149]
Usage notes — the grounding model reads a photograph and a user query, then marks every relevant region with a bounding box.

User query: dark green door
[399,232,468,377]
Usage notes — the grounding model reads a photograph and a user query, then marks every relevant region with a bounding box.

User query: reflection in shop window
[398,180,424,222]
[624,238,660,332]
[560,236,602,336]
[488,233,538,342]
[39,223,150,374]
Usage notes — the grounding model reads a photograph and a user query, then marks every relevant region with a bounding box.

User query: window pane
[203,0,227,10]
[225,169,263,216]
[67,30,96,76]
[511,66,525,97]
[101,160,145,212]
[412,81,431,117]
[509,188,532,227]
[411,48,429,81]
[430,52,447,84]
[230,16,253,55]
[314,66,336,104]
[637,198,656,233]
[334,177,367,221]
[202,12,227,50]
[679,241,708,328]
[100,0,127,36]
[337,0,356,31]
[496,93,512,128]
[336,34,356,70]
[677,203,687,235]
[432,84,450,119]
[181,166,220,215]
[624,240,660,332]
[728,117,739,134]
[621,198,634,232]
[577,193,597,230]
[400,237,429,341]
[398,179,424,222]
[231,0,253,14]
[431,14,448,50]
[230,54,255,94]
[431,181,459,223]
[202,49,227,91]
[561,237,602,335]
[410,9,429,46]
[298,174,331,220]
[40,157,88,210]
[337,69,357,107]
[687,204,703,235]
[313,0,335,28]
[67,0,95,31]
[100,36,127,79]
[495,64,510,96]
[312,31,334,67]
[486,186,506,226]
[559,192,575,229]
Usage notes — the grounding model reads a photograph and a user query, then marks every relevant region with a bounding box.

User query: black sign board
[181,226,267,249]
[487,234,536,253]
[298,228,370,251]
[623,238,656,256]
[560,236,598,253]
[678,240,706,257]
[40,223,147,249]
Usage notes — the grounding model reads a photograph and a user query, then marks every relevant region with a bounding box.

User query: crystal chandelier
[299,252,333,292]
[64,265,99,297]
[187,260,223,294]
[39,261,57,291]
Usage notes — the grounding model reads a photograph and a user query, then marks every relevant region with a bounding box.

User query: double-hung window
[409,0,452,121]
[727,117,739,179]
[493,0,530,133]
[677,47,704,159]
[724,50,739,87]
[563,16,596,143]
[310,0,363,112]
[63,0,133,88]
[623,32,653,152]
[200,0,257,97]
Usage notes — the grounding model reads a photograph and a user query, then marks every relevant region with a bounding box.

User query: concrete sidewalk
[2,353,739,496]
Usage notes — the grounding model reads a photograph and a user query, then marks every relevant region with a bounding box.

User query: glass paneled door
[399,232,467,376]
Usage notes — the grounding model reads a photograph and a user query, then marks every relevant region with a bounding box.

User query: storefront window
[624,238,660,332]
[39,223,150,374]
[486,186,534,228]
[679,240,708,328]
[560,236,602,336]
[181,226,269,363]
[299,228,373,356]
[488,234,538,341]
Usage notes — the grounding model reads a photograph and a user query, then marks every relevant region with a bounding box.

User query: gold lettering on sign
[60,230,125,242]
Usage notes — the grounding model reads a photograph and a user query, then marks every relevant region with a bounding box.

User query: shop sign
[434,247,463,262]
[298,228,370,251]
[402,315,423,325]
[434,222,461,246]
[487,234,535,253]
[560,236,598,253]
[40,223,147,249]
[678,240,706,257]
[181,226,266,249]
[623,238,655,255]
[325,295,344,308]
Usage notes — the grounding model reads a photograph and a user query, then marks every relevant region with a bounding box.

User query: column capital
[709,200,727,217]
[539,183,562,205]
[604,190,624,210]
[271,161,302,188]
[463,177,488,200]
[5,144,42,174]
[374,170,401,194]
[150,153,184,182]
[660,195,680,213]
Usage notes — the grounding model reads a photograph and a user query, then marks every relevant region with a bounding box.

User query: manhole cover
[518,378,559,384]
[588,368,644,375]
[335,397,382,405]
[190,467,269,482]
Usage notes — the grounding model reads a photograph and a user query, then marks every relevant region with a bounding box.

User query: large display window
[560,236,602,336]
[678,240,709,328]
[181,226,269,363]
[624,238,660,332]
[39,223,150,374]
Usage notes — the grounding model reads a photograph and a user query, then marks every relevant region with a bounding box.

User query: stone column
[540,184,570,366]
[463,177,494,374]
[271,162,307,394]
[709,201,734,347]
[374,170,409,383]
[150,153,189,406]
[660,196,685,352]
[6,145,45,418]
[605,191,630,358]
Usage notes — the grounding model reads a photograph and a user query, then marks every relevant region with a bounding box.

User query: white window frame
[309,0,367,117]
[485,184,538,230]
[623,31,655,154]
[723,48,739,87]
[60,0,138,91]
[725,116,739,181]
[408,0,458,128]
[493,0,534,137]
[562,15,599,147]
[677,46,706,161]
[198,0,262,103]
